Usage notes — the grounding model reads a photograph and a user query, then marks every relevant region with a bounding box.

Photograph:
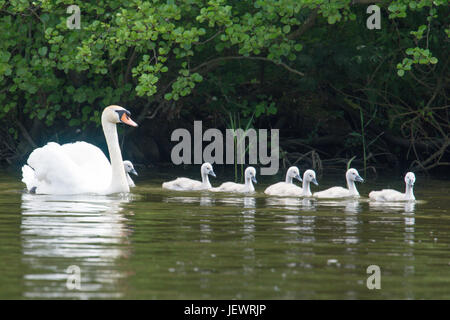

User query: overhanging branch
[191,55,305,77]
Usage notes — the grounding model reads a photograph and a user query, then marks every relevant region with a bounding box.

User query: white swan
[21,105,138,195]
[297,169,319,197]
[123,160,138,187]
[211,166,257,193]
[162,162,216,191]
[313,168,364,199]
[264,166,302,196]
[369,172,416,201]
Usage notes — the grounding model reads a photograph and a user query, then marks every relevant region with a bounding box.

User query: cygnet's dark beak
[252,176,257,184]
[295,174,303,182]
[130,168,138,176]
[209,170,216,178]
[355,175,364,183]
[311,178,319,186]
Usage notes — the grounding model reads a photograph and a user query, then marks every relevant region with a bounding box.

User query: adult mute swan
[313,168,364,199]
[162,162,216,191]
[369,172,416,201]
[264,166,302,196]
[21,105,138,195]
[123,160,138,187]
[211,167,257,193]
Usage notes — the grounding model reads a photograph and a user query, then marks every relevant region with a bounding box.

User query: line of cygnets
[19,106,415,201]
[159,162,417,202]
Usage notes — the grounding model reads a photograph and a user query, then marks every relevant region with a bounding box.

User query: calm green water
[0,169,449,299]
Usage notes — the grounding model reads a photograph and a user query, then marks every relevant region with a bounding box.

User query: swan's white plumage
[264,166,302,196]
[212,181,254,193]
[163,177,206,191]
[21,105,137,195]
[369,172,416,202]
[313,168,363,199]
[162,162,215,191]
[264,182,302,196]
[314,186,349,198]
[22,142,110,194]
[296,169,319,197]
[265,169,318,197]
[211,167,257,194]
[123,160,137,187]
[21,164,37,192]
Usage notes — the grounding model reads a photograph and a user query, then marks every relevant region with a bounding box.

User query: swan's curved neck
[126,173,135,187]
[405,184,414,200]
[244,176,254,192]
[201,171,210,185]
[347,177,359,195]
[302,180,311,196]
[245,176,254,188]
[102,119,129,194]
[285,175,293,184]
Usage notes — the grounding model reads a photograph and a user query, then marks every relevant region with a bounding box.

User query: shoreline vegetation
[0,1,448,177]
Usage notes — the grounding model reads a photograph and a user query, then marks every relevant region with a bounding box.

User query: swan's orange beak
[121,112,138,127]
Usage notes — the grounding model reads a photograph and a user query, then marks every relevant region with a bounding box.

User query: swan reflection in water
[164,194,215,206]
[369,200,417,281]
[265,197,316,211]
[369,201,416,242]
[317,200,362,245]
[369,201,416,214]
[318,199,362,214]
[20,193,133,299]
[217,196,256,208]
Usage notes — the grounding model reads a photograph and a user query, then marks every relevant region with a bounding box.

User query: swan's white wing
[211,182,253,193]
[162,177,204,191]
[60,142,111,180]
[211,182,239,192]
[264,182,301,196]
[313,186,351,199]
[369,189,404,201]
[26,142,86,194]
[24,142,111,194]
[60,141,112,191]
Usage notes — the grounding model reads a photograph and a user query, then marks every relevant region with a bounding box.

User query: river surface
[0,168,449,299]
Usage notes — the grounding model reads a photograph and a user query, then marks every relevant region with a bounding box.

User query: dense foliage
[0,0,448,174]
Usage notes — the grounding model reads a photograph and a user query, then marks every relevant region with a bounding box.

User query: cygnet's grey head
[405,172,415,186]
[245,167,257,183]
[346,168,364,183]
[287,166,302,182]
[303,169,318,185]
[201,162,216,177]
[123,160,138,176]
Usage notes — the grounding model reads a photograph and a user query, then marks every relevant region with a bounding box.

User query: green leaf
[38,47,48,56]
[37,109,46,120]
[294,44,303,52]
